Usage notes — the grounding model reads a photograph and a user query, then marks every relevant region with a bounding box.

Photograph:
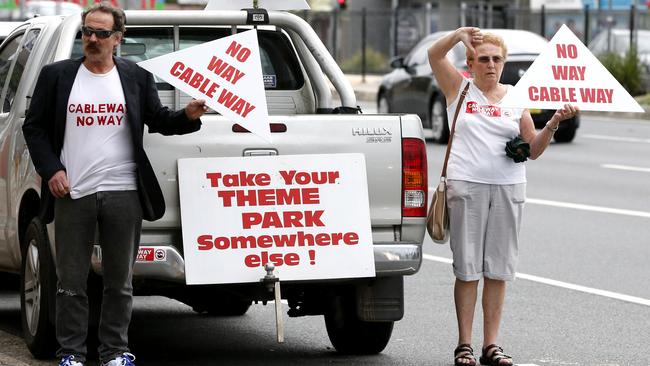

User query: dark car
[378,29,580,143]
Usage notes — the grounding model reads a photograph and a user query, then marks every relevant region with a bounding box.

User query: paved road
[1,113,649,365]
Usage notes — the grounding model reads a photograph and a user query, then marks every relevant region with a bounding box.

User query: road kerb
[0,329,49,366]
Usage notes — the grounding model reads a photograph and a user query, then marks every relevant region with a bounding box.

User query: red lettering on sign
[225,41,251,63]
[170,61,220,98]
[241,210,325,229]
[279,170,340,185]
[579,88,613,103]
[556,44,578,59]
[551,65,586,81]
[217,89,256,117]
[244,251,300,268]
[216,188,321,207]
[196,231,359,251]
[528,86,577,102]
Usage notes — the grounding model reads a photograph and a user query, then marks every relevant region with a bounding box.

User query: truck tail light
[402,138,427,217]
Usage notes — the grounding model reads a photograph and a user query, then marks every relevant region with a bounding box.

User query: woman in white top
[427,28,578,366]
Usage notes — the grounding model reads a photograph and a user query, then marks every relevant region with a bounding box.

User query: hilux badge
[352,127,392,136]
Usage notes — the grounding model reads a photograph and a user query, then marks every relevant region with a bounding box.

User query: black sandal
[479,344,512,366]
[454,344,477,366]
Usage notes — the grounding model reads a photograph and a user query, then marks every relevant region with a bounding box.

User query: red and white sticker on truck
[137,248,166,262]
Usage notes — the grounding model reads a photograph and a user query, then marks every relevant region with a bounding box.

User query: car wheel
[20,218,57,359]
[377,94,390,114]
[553,124,576,143]
[192,298,252,316]
[429,94,449,144]
[324,294,393,355]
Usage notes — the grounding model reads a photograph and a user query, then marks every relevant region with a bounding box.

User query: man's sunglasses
[81,26,117,39]
[476,55,504,64]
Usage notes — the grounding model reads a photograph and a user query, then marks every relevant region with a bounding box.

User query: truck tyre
[324,295,394,355]
[192,299,251,316]
[20,218,57,358]
[429,94,449,144]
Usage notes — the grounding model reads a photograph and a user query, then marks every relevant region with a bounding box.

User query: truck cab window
[2,29,39,113]
[0,32,23,113]
[73,27,305,92]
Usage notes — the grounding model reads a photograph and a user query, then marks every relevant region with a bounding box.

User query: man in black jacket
[22,4,206,366]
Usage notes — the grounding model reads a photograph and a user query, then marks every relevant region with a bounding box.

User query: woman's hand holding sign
[548,103,580,130]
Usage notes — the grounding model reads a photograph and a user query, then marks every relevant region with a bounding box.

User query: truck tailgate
[143,114,403,229]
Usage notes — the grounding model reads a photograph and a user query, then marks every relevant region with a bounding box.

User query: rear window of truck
[72,27,305,91]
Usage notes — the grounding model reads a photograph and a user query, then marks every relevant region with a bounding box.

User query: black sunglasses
[81,26,116,39]
[477,55,504,64]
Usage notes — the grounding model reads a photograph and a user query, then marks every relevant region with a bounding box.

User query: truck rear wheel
[324,295,393,355]
[20,218,57,358]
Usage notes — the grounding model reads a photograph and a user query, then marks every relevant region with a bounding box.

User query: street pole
[361,7,367,83]
[584,4,590,44]
[629,4,635,50]
[332,8,338,62]
[393,6,399,58]
[540,5,545,38]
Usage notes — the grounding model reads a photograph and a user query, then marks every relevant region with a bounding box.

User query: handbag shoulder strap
[440,81,470,178]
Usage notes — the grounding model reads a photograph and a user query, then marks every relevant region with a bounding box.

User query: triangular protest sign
[138,30,271,142]
[204,0,309,10]
[501,24,644,113]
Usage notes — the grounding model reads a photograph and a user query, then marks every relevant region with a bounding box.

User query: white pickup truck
[0,8,427,358]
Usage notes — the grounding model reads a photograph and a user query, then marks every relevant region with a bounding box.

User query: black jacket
[22,57,202,223]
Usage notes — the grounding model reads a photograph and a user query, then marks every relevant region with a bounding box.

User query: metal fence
[297,5,650,75]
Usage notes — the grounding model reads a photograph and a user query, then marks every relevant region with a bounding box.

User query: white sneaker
[102,352,136,366]
[58,355,84,366]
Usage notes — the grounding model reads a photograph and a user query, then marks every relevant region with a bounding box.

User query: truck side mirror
[390,56,405,69]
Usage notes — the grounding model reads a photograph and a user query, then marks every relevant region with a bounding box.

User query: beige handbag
[427,82,469,244]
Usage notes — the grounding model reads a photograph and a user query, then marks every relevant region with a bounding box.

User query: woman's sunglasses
[81,26,116,39]
[476,55,504,64]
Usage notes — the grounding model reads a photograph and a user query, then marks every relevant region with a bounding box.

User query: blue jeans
[54,191,142,363]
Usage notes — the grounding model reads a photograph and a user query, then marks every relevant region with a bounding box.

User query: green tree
[599,47,644,96]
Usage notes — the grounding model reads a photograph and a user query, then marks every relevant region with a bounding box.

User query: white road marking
[525,198,650,218]
[602,164,650,173]
[581,134,650,144]
[427,188,650,218]
[423,254,650,307]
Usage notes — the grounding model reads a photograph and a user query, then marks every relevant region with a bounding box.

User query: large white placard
[501,24,644,113]
[138,30,271,141]
[178,154,376,285]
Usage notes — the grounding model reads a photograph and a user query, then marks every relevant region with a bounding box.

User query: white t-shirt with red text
[446,79,526,184]
[61,64,137,199]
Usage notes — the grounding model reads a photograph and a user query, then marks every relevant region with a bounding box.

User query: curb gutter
[0,330,49,366]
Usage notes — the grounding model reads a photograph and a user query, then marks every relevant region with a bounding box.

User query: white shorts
[447,180,526,281]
